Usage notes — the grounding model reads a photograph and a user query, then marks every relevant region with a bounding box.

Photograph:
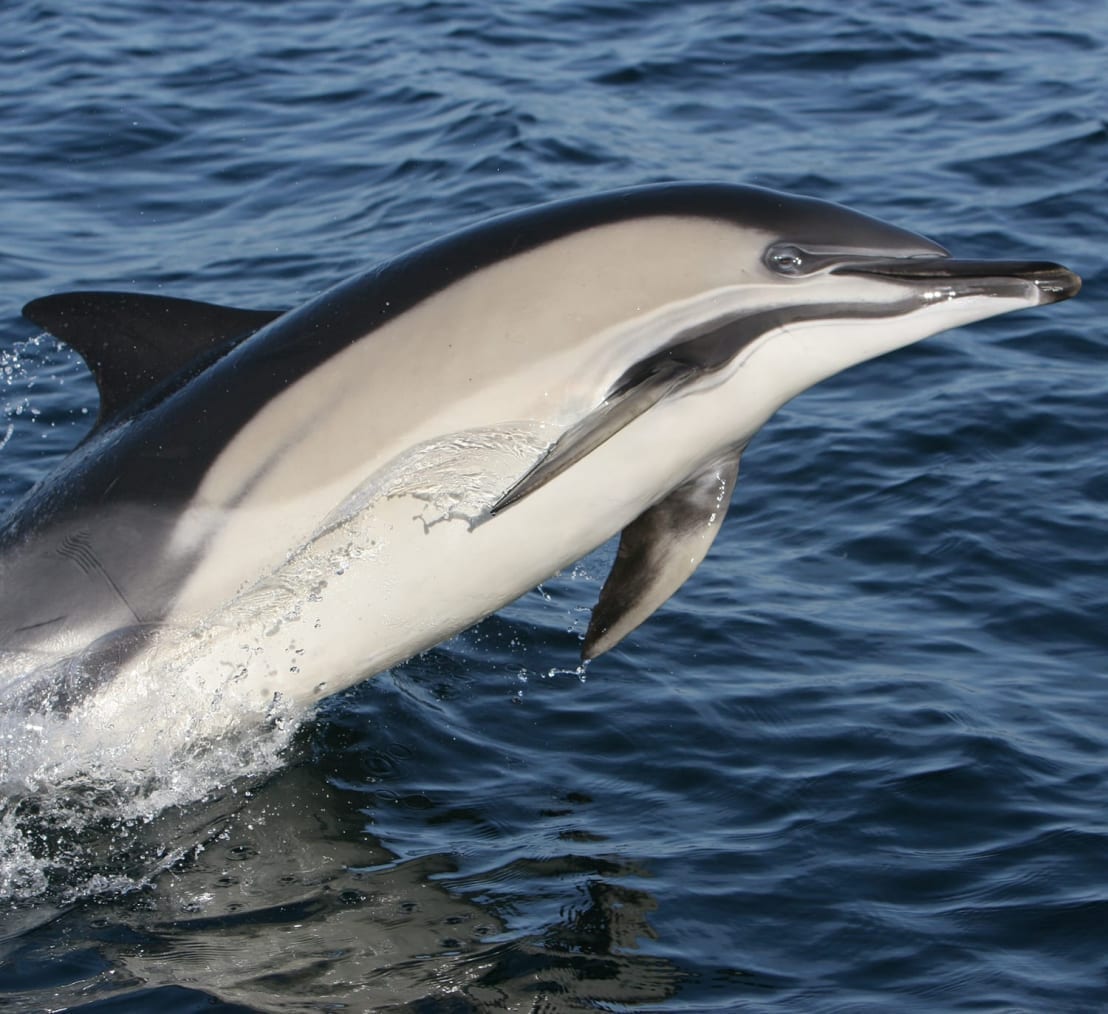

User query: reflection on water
[1,760,680,1012]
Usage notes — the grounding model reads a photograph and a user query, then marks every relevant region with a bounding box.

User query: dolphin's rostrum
[2,183,1080,752]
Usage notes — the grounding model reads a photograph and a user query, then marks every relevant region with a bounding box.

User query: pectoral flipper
[584,451,741,660]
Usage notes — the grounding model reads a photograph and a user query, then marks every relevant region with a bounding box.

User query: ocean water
[1,1,1106,1010]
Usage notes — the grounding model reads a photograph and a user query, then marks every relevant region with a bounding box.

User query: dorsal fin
[582,450,742,660]
[22,291,285,430]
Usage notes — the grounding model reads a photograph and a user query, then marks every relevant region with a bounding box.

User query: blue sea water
[1,0,1106,1010]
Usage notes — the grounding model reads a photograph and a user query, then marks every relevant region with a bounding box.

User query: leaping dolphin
[1,183,1079,748]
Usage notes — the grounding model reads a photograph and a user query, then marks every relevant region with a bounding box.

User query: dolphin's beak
[835,258,1082,305]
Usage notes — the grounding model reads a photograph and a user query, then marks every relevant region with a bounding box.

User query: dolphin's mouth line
[834,257,1082,303]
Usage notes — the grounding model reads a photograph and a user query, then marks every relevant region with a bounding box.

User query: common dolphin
[1,183,1079,752]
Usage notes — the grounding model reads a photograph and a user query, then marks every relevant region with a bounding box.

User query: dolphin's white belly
[165,392,718,712]
[50,382,724,771]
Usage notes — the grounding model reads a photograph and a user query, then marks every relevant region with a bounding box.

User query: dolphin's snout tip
[1031,264,1081,303]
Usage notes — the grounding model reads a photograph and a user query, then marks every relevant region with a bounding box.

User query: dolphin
[0,183,1079,747]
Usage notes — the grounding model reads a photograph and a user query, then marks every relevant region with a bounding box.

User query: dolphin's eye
[766,244,806,276]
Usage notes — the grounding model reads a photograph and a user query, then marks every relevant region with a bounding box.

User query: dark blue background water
[1,2,1106,1010]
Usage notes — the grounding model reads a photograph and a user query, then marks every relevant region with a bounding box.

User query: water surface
[1,1,1106,1010]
